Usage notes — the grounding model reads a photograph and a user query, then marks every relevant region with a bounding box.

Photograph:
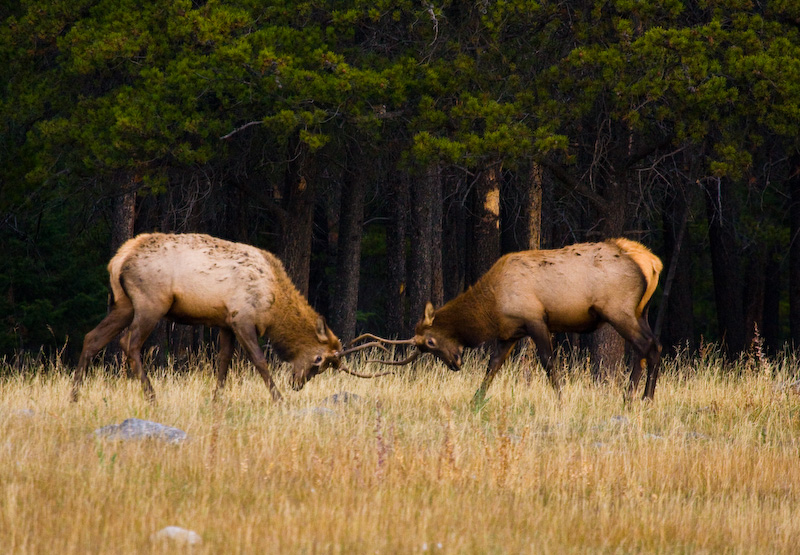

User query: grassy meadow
[2,345,800,553]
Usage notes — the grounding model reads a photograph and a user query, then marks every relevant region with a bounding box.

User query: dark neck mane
[263,255,321,362]
[436,276,499,348]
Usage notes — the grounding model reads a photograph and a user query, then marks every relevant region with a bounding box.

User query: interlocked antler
[338,333,420,366]
[337,364,395,379]
[347,333,416,347]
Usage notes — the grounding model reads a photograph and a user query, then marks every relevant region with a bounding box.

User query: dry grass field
[2,345,800,553]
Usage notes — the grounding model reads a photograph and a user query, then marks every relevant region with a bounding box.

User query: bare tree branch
[220,121,263,140]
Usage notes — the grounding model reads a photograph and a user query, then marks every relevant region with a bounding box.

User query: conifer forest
[4,0,800,370]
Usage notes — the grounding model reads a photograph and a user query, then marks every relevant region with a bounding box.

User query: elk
[356,238,663,404]
[71,232,387,403]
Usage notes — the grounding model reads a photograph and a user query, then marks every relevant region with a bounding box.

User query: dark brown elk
[358,238,663,404]
[71,232,387,403]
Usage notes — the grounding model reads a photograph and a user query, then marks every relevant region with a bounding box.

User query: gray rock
[322,391,363,405]
[94,418,188,444]
[151,526,201,545]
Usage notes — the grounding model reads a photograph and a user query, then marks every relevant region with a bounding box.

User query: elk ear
[315,316,329,343]
[423,302,436,327]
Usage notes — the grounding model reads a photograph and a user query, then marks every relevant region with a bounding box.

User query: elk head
[345,302,464,372]
[290,318,398,390]
[413,302,464,371]
[289,317,344,391]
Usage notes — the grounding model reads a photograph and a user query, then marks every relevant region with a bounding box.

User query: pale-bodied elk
[354,238,663,405]
[71,232,389,403]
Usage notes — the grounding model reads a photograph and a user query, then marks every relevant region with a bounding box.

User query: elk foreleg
[213,328,235,401]
[471,339,517,407]
[231,323,283,402]
[526,321,561,394]
[70,301,134,402]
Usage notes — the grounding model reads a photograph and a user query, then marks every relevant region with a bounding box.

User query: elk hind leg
[123,313,161,403]
[607,313,661,400]
[71,300,134,402]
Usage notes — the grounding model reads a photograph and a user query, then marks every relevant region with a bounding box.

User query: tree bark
[431,170,444,308]
[762,252,781,353]
[590,179,628,381]
[385,174,408,337]
[659,184,694,354]
[110,186,136,255]
[527,162,544,250]
[705,181,746,356]
[407,164,438,334]
[500,163,542,253]
[467,164,502,285]
[279,138,315,297]
[330,172,366,342]
[789,157,800,347]
[442,171,466,302]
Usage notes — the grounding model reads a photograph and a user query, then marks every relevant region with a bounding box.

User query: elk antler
[369,348,420,366]
[346,333,416,348]
[337,364,395,379]
[339,333,420,368]
[336,341,391,357]
[337,333,416,358]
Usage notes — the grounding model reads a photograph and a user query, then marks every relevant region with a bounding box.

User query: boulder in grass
[322,391,364,405]
[151,526,202,545]
[94,418,187,444]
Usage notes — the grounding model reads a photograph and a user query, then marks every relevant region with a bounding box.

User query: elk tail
[612,237,663,317]
[106,233,149,306]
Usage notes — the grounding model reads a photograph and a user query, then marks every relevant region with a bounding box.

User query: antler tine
[366,349,420,366]
[338,364,394,379]
[346,333,415,348]
[337,341,391,357]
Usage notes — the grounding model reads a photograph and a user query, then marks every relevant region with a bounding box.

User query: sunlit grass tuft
[2,348,800,553]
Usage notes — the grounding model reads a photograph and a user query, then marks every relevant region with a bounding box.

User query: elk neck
[435,276,501,348]
[263,258,324,363]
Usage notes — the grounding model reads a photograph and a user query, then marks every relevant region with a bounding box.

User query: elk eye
[313,355,324,365]
[426,338,437,348]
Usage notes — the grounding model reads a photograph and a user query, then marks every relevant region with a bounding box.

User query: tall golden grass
[2,345,800,553]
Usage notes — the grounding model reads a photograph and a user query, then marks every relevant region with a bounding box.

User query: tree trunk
[500,163,542,253]
[762,252,781,353]
[742,248,766,350]
[789,158,800,347]
[407,164,438,334]
[705,180,746,356]
[385,174,408,337]
[659,184,694,354]
[279,139,315,297]
[590,179,628,381]
[467,164,502,285]
[527,162,543,250]
[431,170,444,308]
[110,187,136,255]
[442,171,465,302]
[330,172,366,342]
